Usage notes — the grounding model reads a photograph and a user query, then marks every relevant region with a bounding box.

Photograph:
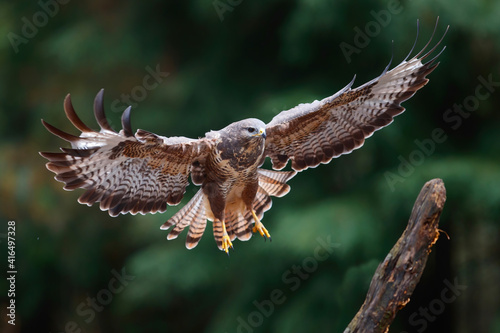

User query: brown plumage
[40,20,448,253]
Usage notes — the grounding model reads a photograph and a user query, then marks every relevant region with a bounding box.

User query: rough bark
[344,178,447,333]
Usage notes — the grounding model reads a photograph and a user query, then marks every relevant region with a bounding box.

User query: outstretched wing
[40,90,214,216]
[264,20,448,171]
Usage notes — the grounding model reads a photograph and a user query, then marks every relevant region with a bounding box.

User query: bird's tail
[161,169,296,250]
[225,169,297,244]
[160,189,207,249]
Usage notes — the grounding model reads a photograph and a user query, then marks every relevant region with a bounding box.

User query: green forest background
[1,0,499,332]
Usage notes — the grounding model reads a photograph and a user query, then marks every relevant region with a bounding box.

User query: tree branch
[344,178,447,333]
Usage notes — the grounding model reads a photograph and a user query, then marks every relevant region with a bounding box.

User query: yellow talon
[220,219,233,254]
[251,210,271,240]
[221,233,233,254]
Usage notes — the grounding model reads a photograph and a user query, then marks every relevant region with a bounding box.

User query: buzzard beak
[255,128,266,139]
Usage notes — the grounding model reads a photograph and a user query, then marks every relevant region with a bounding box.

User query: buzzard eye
[247,127,256,133]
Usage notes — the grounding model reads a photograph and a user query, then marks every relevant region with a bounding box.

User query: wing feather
[265,20,448,171]
[40,90,214,216]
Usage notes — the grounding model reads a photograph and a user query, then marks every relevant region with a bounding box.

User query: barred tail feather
[225,169,296,243]
[213,219,224,250]
[228,187,273,241]
[161,169,295,250]
[161,189,207,249]
[225,210,253,242]
[257,169,296,197]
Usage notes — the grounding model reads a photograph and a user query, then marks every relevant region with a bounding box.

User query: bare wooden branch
[344,178,447,333]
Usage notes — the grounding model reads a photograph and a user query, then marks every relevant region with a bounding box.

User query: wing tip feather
[94,89,115,132]
[64,94,93,133]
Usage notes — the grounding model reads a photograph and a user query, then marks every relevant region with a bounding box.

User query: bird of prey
[40,21,447,254]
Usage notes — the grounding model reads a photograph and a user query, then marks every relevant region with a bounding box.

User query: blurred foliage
[0,0,499,332]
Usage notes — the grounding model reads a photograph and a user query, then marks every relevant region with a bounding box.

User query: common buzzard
[40,21,448,253]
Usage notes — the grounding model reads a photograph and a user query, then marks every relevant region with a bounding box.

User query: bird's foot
[251,210,271,241]
[221,232,233,254]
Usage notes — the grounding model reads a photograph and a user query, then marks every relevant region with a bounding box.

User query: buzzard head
[225,118,266,142]
[214,118,267,164]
